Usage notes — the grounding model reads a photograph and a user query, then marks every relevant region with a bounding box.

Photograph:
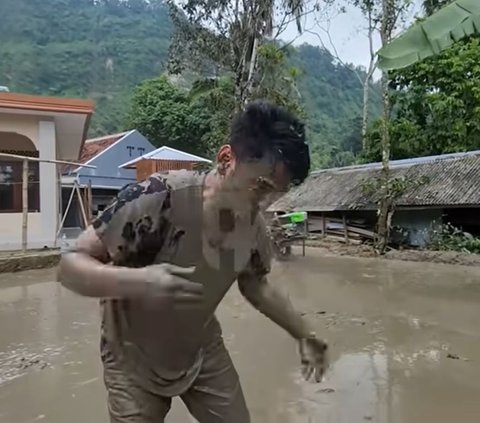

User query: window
[0,160,40,213]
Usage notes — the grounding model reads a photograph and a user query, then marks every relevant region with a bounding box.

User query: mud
[306,239,480,267]
[0,250,60,274]
[1,253,480,422]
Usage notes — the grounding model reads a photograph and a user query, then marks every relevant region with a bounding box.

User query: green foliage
[128,76,217,157]
[0,0,172,136]
[364,36,480,162]
[0,0,379,167]
[254,44,304,117]
[428,222,480,254]
[377,0,479,71]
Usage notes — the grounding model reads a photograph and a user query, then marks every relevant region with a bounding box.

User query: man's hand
[299,336,328,383]
[138,264,203,303]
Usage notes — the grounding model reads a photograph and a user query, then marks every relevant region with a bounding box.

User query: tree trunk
[361,80,371,148]
[375,0,393,254]
[362,7,376,150]
[375,73,392,254]
[243,35,259,107]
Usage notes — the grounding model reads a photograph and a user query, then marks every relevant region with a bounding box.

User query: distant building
[119,145,212,181]
[0,92,94,250]
[60,130,156,231]
[269,151,480,247]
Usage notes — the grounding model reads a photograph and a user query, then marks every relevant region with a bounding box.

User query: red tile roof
[62,131,128,174]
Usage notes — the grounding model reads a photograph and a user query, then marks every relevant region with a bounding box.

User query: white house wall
[0,117,62,250]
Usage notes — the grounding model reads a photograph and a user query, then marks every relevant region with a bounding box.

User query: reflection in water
[1,255,480,423]
[290,352,388,423]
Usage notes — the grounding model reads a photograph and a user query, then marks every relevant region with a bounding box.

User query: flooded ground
[1,249,480,423]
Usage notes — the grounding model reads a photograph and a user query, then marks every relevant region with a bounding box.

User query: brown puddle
[1,249,480,422]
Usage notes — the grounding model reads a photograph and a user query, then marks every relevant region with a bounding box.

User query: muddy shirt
[92,170,271,397]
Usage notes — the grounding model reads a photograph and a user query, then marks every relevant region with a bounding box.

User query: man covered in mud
[58,101,328,422]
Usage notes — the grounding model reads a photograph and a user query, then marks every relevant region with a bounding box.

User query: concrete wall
[0,115,39,147]
[392,209,443,247]
[0,116,60,250]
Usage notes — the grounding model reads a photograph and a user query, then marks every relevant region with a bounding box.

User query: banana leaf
[377,0,480,71]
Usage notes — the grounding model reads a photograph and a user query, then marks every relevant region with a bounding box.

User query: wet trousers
[102,333,250,423]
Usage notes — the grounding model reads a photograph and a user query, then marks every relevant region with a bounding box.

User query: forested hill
[0,0,379,167]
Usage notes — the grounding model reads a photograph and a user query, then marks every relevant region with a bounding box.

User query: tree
[364,35,480,161]
[375,0,414,254]
[128,75,214,157]
[166,0,325,111]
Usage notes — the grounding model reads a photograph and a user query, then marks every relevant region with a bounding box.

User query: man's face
[226,156,291,208]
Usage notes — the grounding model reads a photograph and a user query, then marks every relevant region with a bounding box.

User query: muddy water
[1,250,480,423]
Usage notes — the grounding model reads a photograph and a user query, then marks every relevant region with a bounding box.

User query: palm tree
[377,0,480,71]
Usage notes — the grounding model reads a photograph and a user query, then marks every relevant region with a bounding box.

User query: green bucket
[282,211,307,224]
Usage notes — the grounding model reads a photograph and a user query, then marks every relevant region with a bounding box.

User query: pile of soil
[0,249,60,273]
[304,239,480,267]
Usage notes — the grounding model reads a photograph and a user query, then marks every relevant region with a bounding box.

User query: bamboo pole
[74,182,89,228]
[54,166,62,248]
[0,152,95,252]
[87,180,93,223]
[21,159,29,252]
[56,184,76,238]
[0,152,96,168]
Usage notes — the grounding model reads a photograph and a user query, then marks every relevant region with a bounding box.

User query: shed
[119,146,212,181]
[269,150,480,247]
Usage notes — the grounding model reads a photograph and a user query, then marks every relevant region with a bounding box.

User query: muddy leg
[102,347,172,422]
[181,330,250,423]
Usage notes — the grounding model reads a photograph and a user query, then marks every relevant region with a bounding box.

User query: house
[61,129,156,230]
[0,92,94,250]
[269,150,480,247]
[119,146,212,181]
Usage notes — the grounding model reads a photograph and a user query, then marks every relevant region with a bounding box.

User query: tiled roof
[269,150,480,212]
[62,131,129,174]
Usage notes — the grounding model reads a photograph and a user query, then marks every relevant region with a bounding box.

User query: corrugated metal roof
[269,150,480,212]
[119,146,212,169]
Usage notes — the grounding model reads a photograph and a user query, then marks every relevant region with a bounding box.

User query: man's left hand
[299,336,328,382]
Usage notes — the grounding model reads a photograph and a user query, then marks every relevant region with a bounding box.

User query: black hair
[229,100,310,185]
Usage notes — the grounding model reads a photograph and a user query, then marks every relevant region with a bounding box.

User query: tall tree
[166,0,325,111]
[375,0,414,253]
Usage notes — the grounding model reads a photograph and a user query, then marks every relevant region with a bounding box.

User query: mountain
[0,0,379,167]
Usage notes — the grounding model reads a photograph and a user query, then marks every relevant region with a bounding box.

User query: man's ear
[216,144,236,175]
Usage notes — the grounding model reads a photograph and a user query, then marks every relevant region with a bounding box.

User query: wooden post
[322,212,326,239]
[87,179,93,223]
[55,166,62,247]
[57,184,76,238]
[302,219,307,257]
[343,214,349,244]
[74,182,89,228]
[21,159,29,252]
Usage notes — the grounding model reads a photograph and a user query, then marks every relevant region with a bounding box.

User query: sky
[281,1,423,71]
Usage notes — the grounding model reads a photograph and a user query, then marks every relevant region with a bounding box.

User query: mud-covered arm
[237,262,314,340]
[58,179,170,298]
[237,221,328,382]
[237,216,314,340]
[57,226,145,298]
